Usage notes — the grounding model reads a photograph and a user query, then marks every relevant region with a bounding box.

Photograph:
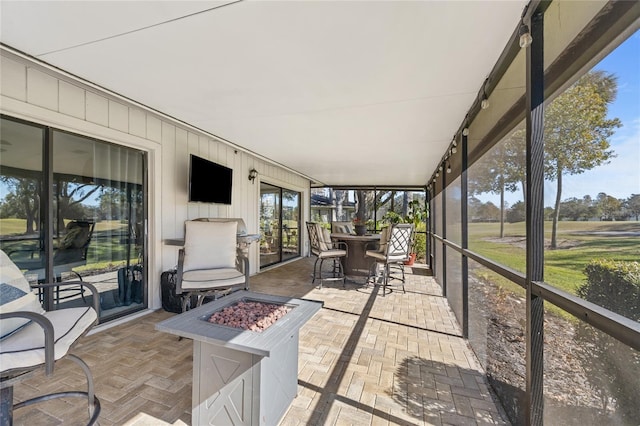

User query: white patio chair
[175,220,249,312]
[0,249,100,425]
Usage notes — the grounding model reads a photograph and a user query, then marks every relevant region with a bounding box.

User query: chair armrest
[176,249,185,294]
[364,241,380,251]
[331,241,348,256]
[239,255,250,291]
[0,311,55,375]
[31,281,101,318]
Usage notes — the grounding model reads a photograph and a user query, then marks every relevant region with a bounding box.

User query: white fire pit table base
[156,291,322,426]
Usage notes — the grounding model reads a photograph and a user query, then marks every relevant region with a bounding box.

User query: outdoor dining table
[330,232,380,278]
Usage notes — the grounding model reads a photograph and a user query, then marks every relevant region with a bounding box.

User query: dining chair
[0,249,101,425]
[331,221,354,234]
[365,223,413,296]
[306,222,347,288]
[175,220,249,312]
[7,220,96,305]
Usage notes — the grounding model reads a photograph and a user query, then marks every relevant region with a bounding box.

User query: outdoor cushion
[318,249,347,259]
[183,221,237,271]
[0,305,97,373]
[181,268,246,290]
[194,217,248,235]
[0,249,44,340]
[319,226,332,251]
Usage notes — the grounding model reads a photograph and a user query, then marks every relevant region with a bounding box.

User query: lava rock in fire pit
[208,300,292,332]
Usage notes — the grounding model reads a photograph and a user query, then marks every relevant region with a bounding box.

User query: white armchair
[0,249,100,425]
[175,220,249,312]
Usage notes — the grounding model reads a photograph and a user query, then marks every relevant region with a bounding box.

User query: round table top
[330,233,380,241]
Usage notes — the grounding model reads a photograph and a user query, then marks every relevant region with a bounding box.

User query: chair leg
[1,386,13,426]
[311,257,320,283]
[11,354,101,426]
[318,259,325,289]
[181,295,190,313]
[383,263,390,297]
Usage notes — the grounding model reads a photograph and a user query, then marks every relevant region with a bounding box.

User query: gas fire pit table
[156,290,322,426]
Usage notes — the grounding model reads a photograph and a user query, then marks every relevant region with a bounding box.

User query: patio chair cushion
[194,217,248,235]
[0,249,44,340]
[183,221,237,271]
[181,268,246,290]
[319,227,332,251]
[332,222,354,234]
[0,305,97,373]
[318,248,347,259]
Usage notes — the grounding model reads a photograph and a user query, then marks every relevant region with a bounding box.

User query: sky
[484,29,640,208]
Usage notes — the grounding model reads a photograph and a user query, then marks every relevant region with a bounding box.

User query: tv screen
[189,155,233,204]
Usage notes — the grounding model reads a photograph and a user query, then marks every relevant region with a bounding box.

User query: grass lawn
[468,220,640,295]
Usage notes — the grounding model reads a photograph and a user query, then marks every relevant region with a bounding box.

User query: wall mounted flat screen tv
[189,155,233,204]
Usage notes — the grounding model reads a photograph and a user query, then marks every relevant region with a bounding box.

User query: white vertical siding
[0,49,310,312]
[59,81,85,119]
[0,56,27,101]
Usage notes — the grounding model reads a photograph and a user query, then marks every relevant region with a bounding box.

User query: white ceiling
[0,0,527,187]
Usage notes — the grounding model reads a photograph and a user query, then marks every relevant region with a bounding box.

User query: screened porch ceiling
[1,0,528,187]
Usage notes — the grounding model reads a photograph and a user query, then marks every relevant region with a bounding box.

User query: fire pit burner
[207,299,292,332]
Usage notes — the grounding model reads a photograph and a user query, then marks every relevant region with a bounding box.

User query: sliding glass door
[259,183,300,268]
[0,116,147,322]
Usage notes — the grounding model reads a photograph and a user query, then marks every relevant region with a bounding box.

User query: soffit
[0,0,527,186]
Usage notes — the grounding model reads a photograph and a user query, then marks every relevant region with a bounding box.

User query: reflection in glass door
[0,116,147,322]
[259,183,300,268]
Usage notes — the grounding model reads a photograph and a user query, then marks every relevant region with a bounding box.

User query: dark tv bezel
[188,155,233,204]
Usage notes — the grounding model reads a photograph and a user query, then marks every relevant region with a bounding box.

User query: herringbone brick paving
[10,257,508,425]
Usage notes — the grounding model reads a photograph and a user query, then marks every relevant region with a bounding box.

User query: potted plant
[353,216,367,236]
[404,200,426,265]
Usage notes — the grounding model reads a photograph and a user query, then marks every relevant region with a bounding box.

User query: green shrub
[574,259,640,423]
[578,259,640,320]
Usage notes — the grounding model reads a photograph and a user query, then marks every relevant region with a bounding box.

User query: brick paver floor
[10,257,508,425]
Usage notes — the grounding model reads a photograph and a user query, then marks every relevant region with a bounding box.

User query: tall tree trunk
[329,189,336,221]
[499,175,505,238]
[356,190,366,221]
[551,166,563,249]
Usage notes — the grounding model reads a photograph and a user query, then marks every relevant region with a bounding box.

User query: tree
[56,181,101,232]
[545,70,621,248]
[595,192,621,221]
[626,194,640,221]
[558,196,596,221]
[469,125,525,236]
[506,201,526,223]
[0,176,41,233]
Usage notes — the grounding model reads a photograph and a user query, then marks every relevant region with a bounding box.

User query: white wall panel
[59,81,85,119]
[85,91,108,127]
[1,49,311,317]
[1,56,27,101]
[27,68,58,110]
[146,115,161,143]
[129,108,146,138]
[108,100,129,133]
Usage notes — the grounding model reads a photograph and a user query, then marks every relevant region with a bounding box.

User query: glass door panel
[282,189,300,261]
[259,183,301,267]
[0,117,45,287]
[53,130,146,319]
[0,115,147,322]
[260,183,281,267]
